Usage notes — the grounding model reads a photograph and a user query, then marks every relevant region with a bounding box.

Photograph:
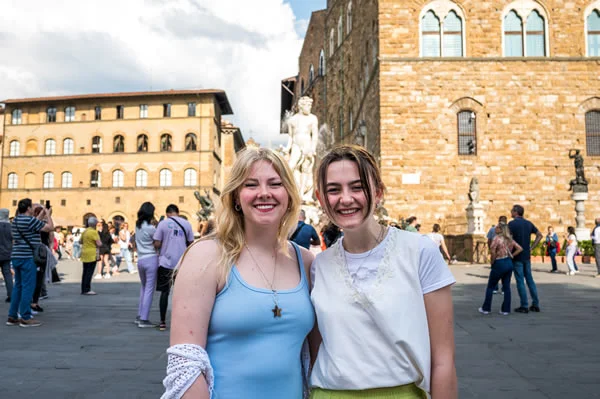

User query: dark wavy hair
[136,202,156,229]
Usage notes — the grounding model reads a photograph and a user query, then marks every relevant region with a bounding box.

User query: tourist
[479,223,522,316]
[54,227,64,260]
[487,216,508,293]
[153,204,193,331]
[81,217,102,295]
[72,229,82,261]
[0,208,13,303]
[162,148,314,399]
[119,222,136,274]
[134,202,159,328]
[426,223,452,261]
[291,209,321,249]
[591,218,600,278]
[405,216,418,232]
[31,204,55,313]
[64,230,74,260]
[565,226,578,276]
[310,145,457,398]
[96,220,113,279]
[508,204,543,313]
[545,226,559,273]
[7,198,54,327]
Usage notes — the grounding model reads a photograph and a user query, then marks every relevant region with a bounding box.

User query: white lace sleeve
[162,344,214,399]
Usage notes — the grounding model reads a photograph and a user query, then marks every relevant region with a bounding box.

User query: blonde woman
[163,148,315,399]
[479,223,522,316]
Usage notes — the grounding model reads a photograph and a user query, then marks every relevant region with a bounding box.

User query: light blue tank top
[206,242,315,399]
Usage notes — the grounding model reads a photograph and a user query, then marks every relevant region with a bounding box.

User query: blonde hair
[496,223,512,241]
[214,147,301,283]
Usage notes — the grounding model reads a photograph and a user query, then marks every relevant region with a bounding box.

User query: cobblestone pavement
[1,258,599,398]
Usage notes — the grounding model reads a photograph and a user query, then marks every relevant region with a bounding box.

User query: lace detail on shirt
[162,344,214,399]
[334,228,397,307]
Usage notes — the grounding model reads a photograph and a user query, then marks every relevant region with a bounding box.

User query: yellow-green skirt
[310,384,427,399]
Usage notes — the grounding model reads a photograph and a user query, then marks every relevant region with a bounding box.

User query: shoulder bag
[15,221,48,266]
[169,217,194,247]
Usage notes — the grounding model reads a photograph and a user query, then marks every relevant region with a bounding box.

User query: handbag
[169,217,194,247]
[15,222,48,267]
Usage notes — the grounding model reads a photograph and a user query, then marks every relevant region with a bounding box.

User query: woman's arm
[170,241,220,399]
[424,286,457,399]
[298,246,321,364]
[440,240,451,262]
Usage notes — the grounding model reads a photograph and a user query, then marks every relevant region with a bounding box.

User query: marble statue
[468,177,480,203]
[285,96,319,202]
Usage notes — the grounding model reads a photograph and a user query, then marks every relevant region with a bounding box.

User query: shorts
[156,266,175,292]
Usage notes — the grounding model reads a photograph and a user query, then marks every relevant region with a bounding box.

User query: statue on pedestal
[466,177,485,235]
[468,177,480,203]
[568,149,588,193]
[285,96,319,203]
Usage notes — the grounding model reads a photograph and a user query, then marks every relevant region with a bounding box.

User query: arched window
[43,172,54,188]
[588,10,600,56]
[347,1,353,34]
[63,138,74,155]
[136,169,148,187]
[504,10,523,56]
[309,64,315,84]
[92,136,102,153]
[12,109,22,125]
[160,134,172,152]
[458,110,477,155]
[319,49,326,76]
[185,133,197,151]
[422,11,441,56]
[9,140,19,156]
[65,106,75,122]
[90,170,101,188]
[526,10,545,56]
[7,173,18,189]
[443,11,463,56]
[137,134,148,152]
[586,110,600,156]
[159,169,172,187]
[62,172,72,188]
[112,170,124,187]
[337,15,343,46]
[184,168,197,187]
[330,29,335,56]
[113,135,125,152]
[45,139,56,155]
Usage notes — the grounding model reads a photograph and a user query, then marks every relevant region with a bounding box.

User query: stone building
[285,0,600,241]
[0,89,240,227]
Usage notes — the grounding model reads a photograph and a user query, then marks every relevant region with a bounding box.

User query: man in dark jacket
[0,208,13,303]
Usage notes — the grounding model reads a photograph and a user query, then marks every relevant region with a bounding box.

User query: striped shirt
[12,215,45,259]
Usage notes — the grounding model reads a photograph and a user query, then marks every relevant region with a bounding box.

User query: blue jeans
[549,252,557,271]
[1,259,13,299]
[482,257,513,313]
[120,248,135,273]
[8,258,37,321]
[513,259,539,308]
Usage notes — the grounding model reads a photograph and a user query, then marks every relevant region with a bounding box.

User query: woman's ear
[315,190,325,208]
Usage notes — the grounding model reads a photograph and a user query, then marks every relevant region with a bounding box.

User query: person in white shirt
[310,145,457,399]
[591,218,600,278]
[565,226,578,276]
[426,224,451,262]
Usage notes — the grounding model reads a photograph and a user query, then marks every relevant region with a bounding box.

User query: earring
[234,203,241,212]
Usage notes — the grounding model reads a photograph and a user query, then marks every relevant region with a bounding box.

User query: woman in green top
[81,217,102,295]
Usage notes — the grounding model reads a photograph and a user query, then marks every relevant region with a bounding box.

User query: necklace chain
[343,224,387,285]
[244,244,282,318]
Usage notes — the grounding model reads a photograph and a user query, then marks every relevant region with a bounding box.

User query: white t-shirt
[568,234,578,248]
[425,232,444,247]
[311,229,455,295]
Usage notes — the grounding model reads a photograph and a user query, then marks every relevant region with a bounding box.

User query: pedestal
[571,192,590,240]
[466,202,486,235]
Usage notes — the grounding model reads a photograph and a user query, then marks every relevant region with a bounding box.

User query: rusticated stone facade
[1,90,236,227]
[288,0,600,240]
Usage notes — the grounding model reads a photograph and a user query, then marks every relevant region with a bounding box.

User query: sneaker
[19,318,42,328]
[550,270,558,273]
[158,322,167,331]
[94,274,103,280]
[574,270,580,273]
[492,290,499,294]
[567,271,575,276]
[6,317,19,326]
[103,274,111,279]
[478,307,490,315]
[529,305,541,312]
[130,270,138,274]
[138,320,156,328]
[30,309,38,315]
[499,311,510,316]
[514,307,529,313]
[134,316,141,325]
[31,305,43,313]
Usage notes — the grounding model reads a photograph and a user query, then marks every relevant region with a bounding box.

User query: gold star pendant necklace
[244,244,282,318]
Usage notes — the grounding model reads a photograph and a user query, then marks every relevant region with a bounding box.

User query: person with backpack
[290,209,320,250]
[545,226,560,273]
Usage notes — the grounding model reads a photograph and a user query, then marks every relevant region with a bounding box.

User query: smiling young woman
[163,147,315,399]
[310,145,458,399]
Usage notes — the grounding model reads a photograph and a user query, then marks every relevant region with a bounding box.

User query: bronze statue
[569,149,588,192]
[194,189,214,221]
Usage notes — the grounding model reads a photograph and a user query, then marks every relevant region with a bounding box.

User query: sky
[0,0,326,148]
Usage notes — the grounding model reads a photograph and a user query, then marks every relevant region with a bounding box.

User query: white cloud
[0,0,302,147]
